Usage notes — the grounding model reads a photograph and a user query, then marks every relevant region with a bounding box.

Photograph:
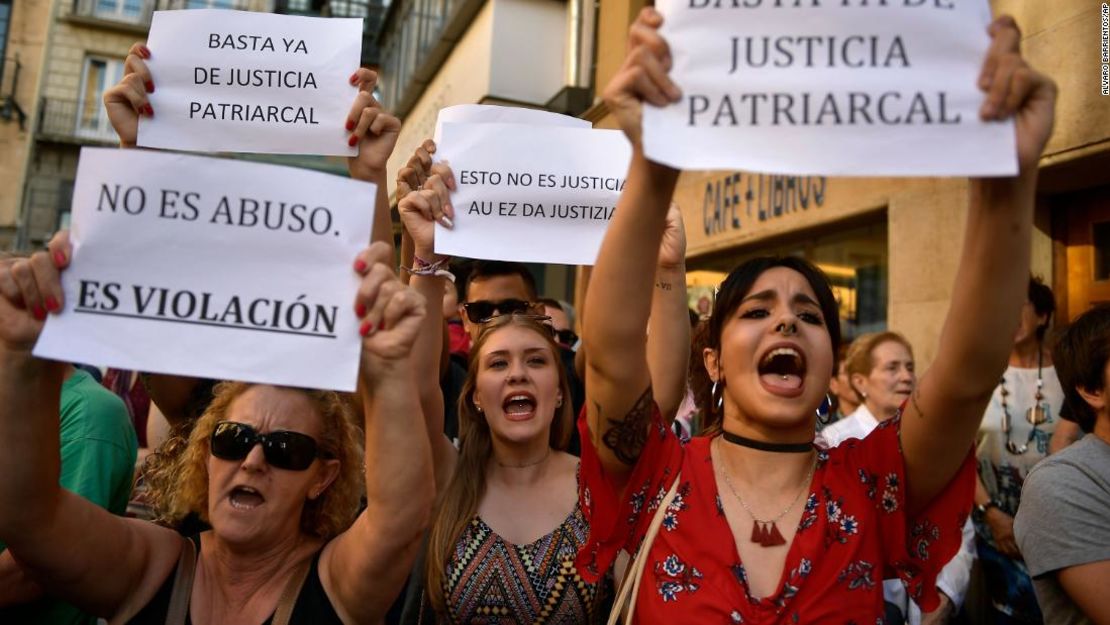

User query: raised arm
[901,16,1057,513]
[345,69,401,253]
[0,236,182,620]
[584,7,682,483]
[647,204,691,422]
[103,42,154,148]
[398,152,460,489]
[321,241,435,624]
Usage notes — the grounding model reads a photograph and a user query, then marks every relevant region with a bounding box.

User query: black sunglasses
[554,329,578,346]
[210,421,327,471]
[463,299,541,323]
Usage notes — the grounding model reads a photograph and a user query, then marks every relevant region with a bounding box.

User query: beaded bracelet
[401,255,454,281]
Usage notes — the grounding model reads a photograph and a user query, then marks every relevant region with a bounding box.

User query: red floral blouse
[576,398,975,624]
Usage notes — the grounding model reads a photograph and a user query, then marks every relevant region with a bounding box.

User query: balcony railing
[37,97,121,144]
[70,0,157,27]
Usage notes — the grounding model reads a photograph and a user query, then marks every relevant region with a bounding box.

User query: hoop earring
[816,393,833,424]
[711,380,724,412]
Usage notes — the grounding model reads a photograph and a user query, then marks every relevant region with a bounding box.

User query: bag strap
[607,473,682,625]
[166,537,197,625]
[271,556,313,625]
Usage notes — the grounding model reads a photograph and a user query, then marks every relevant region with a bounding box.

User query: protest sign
[138,9,362,156]
[34,148,374,392]
[434,122,631,266]
[642,0,1016,176]
[432,104,590,143]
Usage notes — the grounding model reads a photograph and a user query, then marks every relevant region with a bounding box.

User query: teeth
[762,347,800,365]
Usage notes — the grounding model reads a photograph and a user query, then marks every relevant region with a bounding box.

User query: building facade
[378,0,597,301]
[584,0,1110,366]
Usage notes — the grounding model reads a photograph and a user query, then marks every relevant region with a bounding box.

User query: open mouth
[502,393,537,421]
[229,485,265,510]
[757,344,807,396]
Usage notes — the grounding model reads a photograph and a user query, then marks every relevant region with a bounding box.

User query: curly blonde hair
[142,382,365,539]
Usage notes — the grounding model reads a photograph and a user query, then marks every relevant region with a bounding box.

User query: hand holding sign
[396,139,439,202]
[399,161,457,260]
[345,70,402,182]
[977,16,1056,173]
[103,42,155,147]
[604,8,682,152]
[0,232,71,353]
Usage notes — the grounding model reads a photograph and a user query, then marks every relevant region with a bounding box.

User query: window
[186,0,236,8]
[76,56,124,141]
[0,0,11,91]
[93,0,144,22]
[690,220,889,341]
[286,0,309,11]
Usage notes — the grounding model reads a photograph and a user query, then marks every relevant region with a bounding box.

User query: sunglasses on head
[554,329,578,346]
[210,421,328,471]
[463,299,542,323]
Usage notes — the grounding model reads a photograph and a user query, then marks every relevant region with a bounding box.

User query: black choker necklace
[722,431,814,453]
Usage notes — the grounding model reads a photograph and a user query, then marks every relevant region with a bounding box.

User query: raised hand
[657,202,687,270]
[102,42,154,147]
[0,232,71,353]
[395,139,438,203]
[976,16,1057,173]
[602,7,681,149]
[398,163,456,260]
[346,69,401,182]
[351,242,427,369]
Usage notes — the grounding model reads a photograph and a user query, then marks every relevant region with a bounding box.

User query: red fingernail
[354,259,367,273]
[45,297,59,312]
[146,80,155,93]
[145,104,154,117]
[359,320,373,336]
[345,119,355,131]
[347,134,358,147]
[355,302,366,317]
[52,251,65,268]
[349,72,359,85]
[139,45,151,59]
[33,306,46,321]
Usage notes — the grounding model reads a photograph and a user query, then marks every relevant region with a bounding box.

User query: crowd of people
[0,8,1106,625]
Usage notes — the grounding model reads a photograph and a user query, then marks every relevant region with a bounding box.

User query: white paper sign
[643,0,1016,176]
[34,148,374,392]
[434,122,632,266]
[138,10,362,156]
[432,104,591,143]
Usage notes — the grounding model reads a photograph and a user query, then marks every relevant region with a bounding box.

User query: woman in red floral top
[578,9,1057,624]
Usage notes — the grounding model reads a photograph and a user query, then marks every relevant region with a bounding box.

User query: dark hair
[705,256,841,433]
[1028,275,1055,341]
[1052,303,1110,433]
[464,260,538,301]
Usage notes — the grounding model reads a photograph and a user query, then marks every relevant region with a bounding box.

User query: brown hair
[142,382,365,539]
[844,331,914,400]
[424,315,574,616]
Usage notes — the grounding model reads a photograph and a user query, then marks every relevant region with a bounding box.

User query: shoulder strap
[607,473,682,625]
[166,536,197,625]
[271,556,313,625]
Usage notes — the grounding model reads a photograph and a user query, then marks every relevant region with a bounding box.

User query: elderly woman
[0,234,433,624]
[576,8,1055,623]
[821,332,916,442]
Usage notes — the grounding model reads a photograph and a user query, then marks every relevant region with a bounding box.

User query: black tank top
[127,535,342,625]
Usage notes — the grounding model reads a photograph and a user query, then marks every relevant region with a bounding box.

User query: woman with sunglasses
[391,166,691,623]
[0,236,434,624]
[576,8,1055,623]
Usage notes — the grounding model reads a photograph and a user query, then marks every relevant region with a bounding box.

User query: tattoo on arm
[602,387,654,466]
[911,387,925,420]
[655,281,673,291]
